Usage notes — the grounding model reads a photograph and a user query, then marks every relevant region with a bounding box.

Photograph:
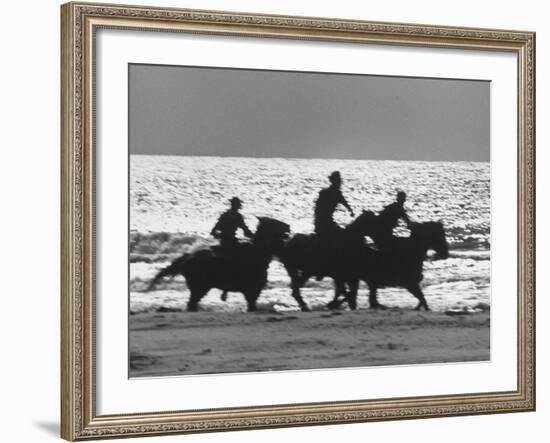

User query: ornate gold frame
[61,2,536,440]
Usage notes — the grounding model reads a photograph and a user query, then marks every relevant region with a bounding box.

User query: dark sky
[129,64,489,162]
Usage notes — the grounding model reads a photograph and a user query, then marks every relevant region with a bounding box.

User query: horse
[328,221,449,311]
[146,217,290,312]
[279,210,377,312]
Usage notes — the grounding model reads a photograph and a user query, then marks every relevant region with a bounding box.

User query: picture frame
[61,1,536,440]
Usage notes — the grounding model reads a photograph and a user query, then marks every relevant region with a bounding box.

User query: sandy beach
[129,308,490,377]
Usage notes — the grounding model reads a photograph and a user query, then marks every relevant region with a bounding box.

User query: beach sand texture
[130,309,490,377]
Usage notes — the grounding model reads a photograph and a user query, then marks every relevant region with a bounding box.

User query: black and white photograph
[128,63,491,377]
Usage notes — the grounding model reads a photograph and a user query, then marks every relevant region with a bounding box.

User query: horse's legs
[368,283,385,309]
[327,280,346,310]
[346,279,358,311]
[187,285,208,312]
[290,273,311,312]
[245,291,260,312]
[327,279,355,310]
[407,283,430,311]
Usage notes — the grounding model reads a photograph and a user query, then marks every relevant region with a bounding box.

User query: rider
[313,171,354,279]
[211,197,253,248]
[314,171,354,237]
[211,197,253,301]
[375,191,411,248]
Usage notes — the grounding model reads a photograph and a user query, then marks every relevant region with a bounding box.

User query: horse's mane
[410,220,444,235]
[346,210,376,231]
[254,217,290,241]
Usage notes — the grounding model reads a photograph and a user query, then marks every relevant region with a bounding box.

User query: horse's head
[254,217,291,250]
[410,221,449,259]
[347,210,377,237]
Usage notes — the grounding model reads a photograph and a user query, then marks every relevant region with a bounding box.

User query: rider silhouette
[314,171,354,237]
[313,171,354,279]
[211,197,253,248]
[211,197,253,302]
[375,191,411,247]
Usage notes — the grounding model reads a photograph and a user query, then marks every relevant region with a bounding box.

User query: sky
[129,63,489,162]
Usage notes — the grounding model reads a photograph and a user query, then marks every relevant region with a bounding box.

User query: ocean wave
[130,232,213,263]
[449,249,490,261]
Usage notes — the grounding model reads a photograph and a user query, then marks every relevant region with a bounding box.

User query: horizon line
[129,153,490,164]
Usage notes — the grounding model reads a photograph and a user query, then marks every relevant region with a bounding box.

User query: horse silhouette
[147,217,290,312]
[327,221,449,311]
[280,210,377,312]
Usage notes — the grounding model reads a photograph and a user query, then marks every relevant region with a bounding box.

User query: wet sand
[129,309,490,377]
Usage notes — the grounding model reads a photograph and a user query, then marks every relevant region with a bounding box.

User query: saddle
[212,240,255,269]
[213,241,240,257]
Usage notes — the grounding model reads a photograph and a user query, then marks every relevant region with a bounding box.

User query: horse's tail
[146,254,189,292]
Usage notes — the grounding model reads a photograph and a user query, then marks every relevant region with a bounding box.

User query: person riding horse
[313,171,354,278]
[211,197,253,248]
[314,171,354,237]
[211,197,253,301]
[373,191,411,248]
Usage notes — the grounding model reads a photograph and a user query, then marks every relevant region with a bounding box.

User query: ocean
[130,155,490,313]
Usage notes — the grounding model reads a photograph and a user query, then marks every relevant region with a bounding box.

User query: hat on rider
[328,171,341,184]
[230,197,242,208]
